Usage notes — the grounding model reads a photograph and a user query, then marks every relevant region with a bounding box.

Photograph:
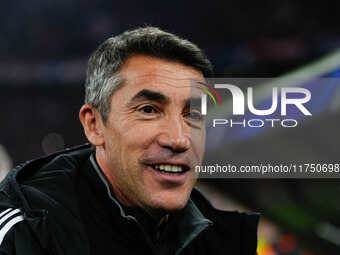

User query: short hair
[84,26,213,122]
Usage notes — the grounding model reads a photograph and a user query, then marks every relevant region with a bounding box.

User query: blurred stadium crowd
[1,1,340,254]
[1,0,340,84]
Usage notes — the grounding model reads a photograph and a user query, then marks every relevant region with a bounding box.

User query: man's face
[97,55,206,215]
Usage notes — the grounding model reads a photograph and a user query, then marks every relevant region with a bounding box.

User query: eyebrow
[128,89,202,110]
[128,89,169,105]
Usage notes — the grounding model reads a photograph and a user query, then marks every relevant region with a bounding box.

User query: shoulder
[0,143,93,194]
[190,188,260,254]
[191,187,260,225]
[0,143,94,220]
[0,144,94,254]
[0,143,94,213]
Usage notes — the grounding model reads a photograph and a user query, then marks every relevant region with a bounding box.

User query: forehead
[118,55,205,97]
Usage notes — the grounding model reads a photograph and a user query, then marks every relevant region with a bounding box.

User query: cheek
[114,124,156,173]
[123,121,160,150]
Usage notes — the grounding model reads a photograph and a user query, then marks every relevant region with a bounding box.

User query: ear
[79,104,105,146]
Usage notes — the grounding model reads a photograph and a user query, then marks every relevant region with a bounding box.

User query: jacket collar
[2,144,224,255]
[89,153,213,255]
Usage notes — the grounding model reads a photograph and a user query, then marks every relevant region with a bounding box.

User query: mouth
[149,163,190,175]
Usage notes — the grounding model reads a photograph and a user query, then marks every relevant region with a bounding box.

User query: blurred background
[1,0,340,254]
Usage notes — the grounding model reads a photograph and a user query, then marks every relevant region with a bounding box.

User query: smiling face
[82,55,206,217]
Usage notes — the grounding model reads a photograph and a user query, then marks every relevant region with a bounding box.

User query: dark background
[2,1,340,254]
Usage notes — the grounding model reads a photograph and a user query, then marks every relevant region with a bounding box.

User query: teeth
[154,164,184,172]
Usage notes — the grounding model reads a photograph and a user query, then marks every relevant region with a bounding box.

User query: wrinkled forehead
[118,56,207,98]
[127,74,205,95]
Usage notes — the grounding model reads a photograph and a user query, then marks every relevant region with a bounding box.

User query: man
[0,27,259,254]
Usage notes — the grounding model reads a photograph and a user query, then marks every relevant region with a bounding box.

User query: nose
[157,116,190,153]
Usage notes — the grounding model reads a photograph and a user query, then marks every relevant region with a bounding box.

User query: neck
[94,149,170,224]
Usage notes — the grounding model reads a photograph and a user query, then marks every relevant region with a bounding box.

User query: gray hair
[84,26,213,122]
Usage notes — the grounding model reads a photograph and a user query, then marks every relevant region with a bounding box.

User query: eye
[185,110,203,121]
[138,105,158,114]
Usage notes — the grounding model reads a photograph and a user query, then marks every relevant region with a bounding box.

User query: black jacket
[0,144,259,255]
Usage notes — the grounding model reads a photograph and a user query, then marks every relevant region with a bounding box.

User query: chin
[149,193,190,212]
